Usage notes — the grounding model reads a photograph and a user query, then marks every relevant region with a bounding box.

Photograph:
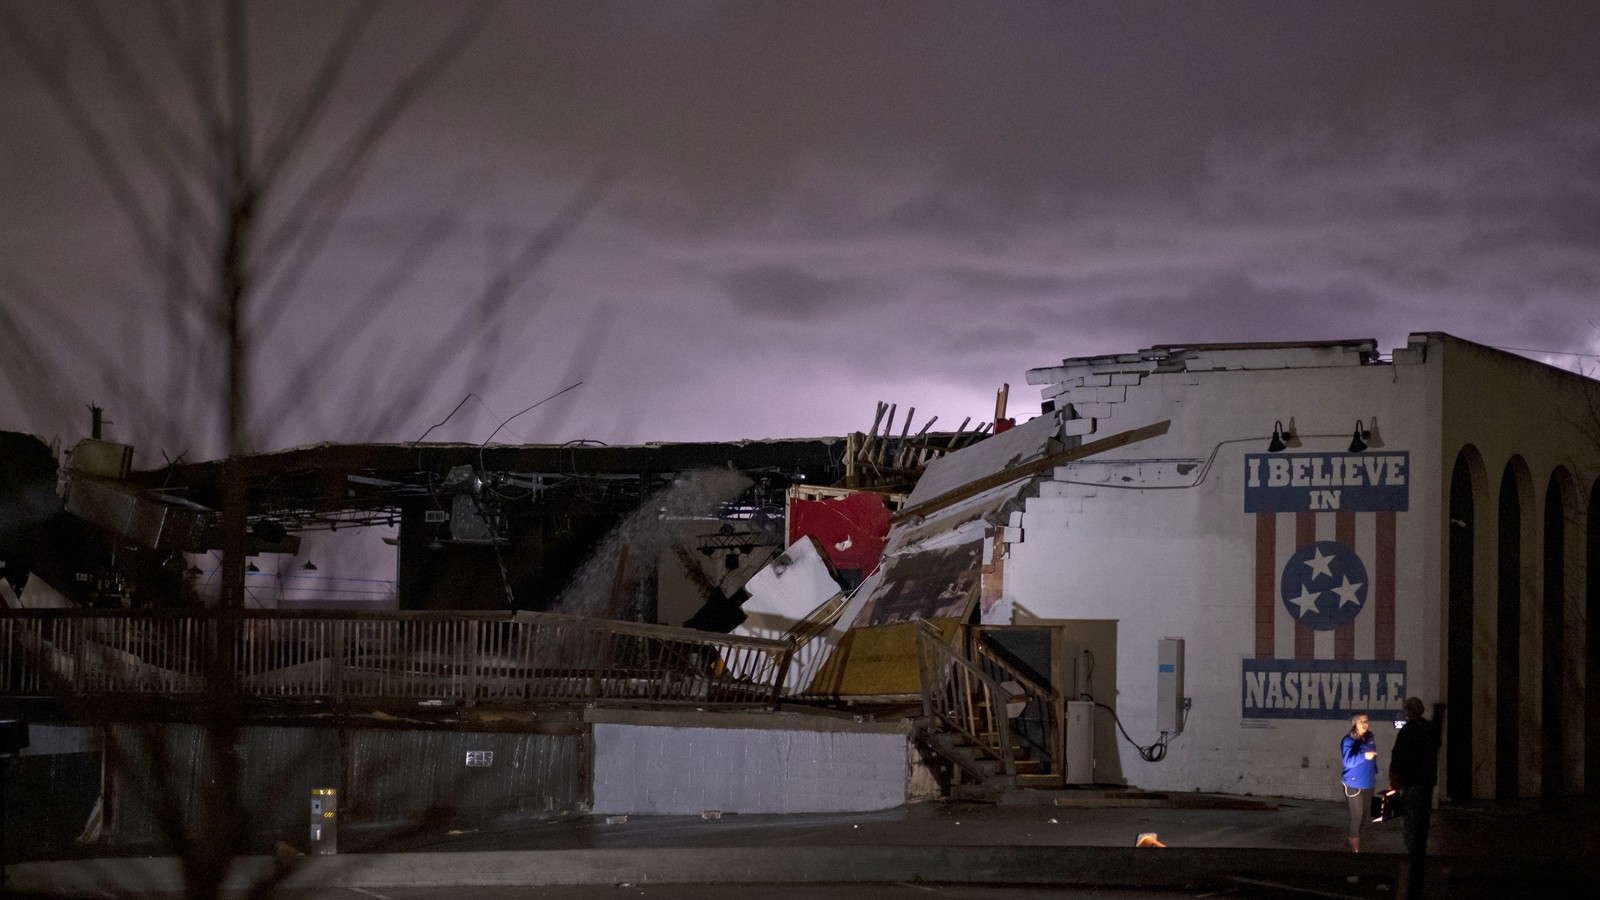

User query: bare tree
[0,2,611,896]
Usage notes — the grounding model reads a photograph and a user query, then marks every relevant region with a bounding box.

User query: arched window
[1542,471,1571,797]
[1496,458,1529,801]
[1587,479,1600,799]
[1447,450,1478,800]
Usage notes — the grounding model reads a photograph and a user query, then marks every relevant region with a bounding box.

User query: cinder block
[1084,386,1126,404]
[1062,417,1096,436]
[1043,378,1082,398]
[1086,373,1112,387]
[1075,402,1113,418]
[1110,372,1142,386]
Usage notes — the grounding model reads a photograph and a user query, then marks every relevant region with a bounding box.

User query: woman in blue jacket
[1341,713,1379,852]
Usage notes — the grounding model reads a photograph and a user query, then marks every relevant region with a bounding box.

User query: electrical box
[310,788,338,855]
[1065,699,1095,784]
[1157,637,1184,735]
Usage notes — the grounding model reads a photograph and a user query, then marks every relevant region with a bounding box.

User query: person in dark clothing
[1389,696,1441,891]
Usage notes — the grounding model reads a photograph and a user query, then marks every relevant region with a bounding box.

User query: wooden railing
[0,609,794,708]
[969,631,1062,778]
[914,619,1015,778]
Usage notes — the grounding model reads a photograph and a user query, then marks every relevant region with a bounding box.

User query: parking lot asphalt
[8,793,1599,898]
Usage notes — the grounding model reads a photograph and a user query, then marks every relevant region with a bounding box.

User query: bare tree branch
[254,0,381,191]
[527,303,617,441]
[73,0,215,197]
[255,207,461,427]
[0,4,193,296]
[152,0,227,169]
[0,279,109,433]
[251,1,493,343]
[356,167,618,441]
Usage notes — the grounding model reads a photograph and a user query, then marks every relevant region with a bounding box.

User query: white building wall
[1005,350,1444,800]
[591,723,909,815]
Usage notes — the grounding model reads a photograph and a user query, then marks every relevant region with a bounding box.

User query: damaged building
[807,332,1600,803]
[5,331,1598,854]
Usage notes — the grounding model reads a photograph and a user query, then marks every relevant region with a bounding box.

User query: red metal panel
[1254,511,1276,660]
[1375,511,1396,660]
[1335,510,1356,660]
[786,490,891,575]
[1295,512,1316,659]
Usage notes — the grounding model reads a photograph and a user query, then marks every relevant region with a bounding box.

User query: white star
[1332,576,1365,608]
[1287,585,1322,618]
[1303,548,1335,581]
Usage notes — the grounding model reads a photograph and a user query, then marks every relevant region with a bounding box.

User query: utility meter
[310,788,338,855]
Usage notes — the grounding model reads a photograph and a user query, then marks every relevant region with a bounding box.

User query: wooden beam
[889,419,1171,524]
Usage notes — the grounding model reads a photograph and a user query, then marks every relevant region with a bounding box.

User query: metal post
[463,619,479,707]
[767,643,795,711]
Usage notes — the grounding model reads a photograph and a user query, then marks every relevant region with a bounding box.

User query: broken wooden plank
[861,402,887,456]
[892,407,915,468]
[945,417,971,449]
[878,404,897,467]
[889,420,1171,525]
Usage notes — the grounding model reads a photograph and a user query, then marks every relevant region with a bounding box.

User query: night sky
[2,1,1598,467]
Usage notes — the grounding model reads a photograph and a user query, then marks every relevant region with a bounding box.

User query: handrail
[914,619,1015,778]
[0,608,794,709]
[780,591,849,645]
[969,632,1061,776]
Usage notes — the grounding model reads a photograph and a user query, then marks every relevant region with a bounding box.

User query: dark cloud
[938,266,1069,297]
[4,0,1600,451]
[1104,271,1387,344]
[865,198,991,243]
[722,265,851,319]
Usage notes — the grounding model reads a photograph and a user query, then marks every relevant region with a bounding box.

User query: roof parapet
[1027,339,1380,385]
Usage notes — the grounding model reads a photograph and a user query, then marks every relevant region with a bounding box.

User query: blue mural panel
[1241,658,1407,720]
[1243,452,1410,512]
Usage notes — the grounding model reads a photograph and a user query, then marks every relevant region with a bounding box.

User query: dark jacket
[1389,715,1439,788]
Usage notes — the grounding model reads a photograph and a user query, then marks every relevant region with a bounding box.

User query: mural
[1241,452,1410,720]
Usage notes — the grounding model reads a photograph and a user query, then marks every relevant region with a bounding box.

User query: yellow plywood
[805,618,963,697]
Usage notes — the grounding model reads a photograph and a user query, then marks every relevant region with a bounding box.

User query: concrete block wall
[1004,349,1441,801]
[592,724,909,815]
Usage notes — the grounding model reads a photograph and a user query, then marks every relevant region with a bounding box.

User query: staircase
[914,620,1064,795]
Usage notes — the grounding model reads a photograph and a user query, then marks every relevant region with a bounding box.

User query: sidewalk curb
[8,845,1405,894]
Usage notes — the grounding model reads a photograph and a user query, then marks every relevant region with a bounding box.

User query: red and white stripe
[1253,510,1396,661]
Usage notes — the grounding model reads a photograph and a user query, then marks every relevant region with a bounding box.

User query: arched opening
[1542,472,1569,797]
[1588,479,1600,800]
[1496,459,1525,801]
[1447,451,1478,800]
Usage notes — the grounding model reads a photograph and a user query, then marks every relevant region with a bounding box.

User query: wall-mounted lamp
[1267,420,1294,453]
[185,565,203,577]
[1349,420,1372,453]
[245,562,260,573]
[301,560,318,571]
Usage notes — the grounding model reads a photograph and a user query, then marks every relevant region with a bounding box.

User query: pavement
[7,792,1600,898]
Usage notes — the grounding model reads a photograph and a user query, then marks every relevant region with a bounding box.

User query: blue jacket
[1342,731,1378,789]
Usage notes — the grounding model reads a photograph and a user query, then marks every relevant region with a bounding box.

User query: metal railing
[0,608,794,708]
[914,619,1015,779]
